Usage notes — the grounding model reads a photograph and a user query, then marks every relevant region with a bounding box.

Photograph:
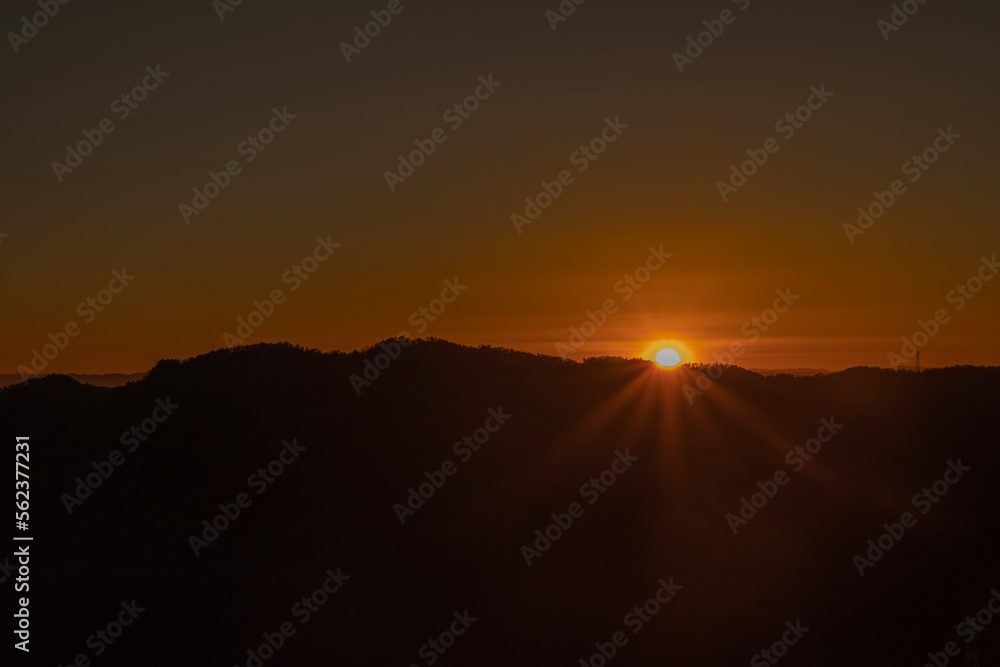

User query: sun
[655,348,682,367]
[642,339,694,368]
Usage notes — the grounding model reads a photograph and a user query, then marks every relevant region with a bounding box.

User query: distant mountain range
[0,372,146,389]
[748,367,831,376]
[0,364,924,388]
[4,368,833,387]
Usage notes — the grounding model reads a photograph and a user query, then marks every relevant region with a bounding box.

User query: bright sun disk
[655,348,682,367]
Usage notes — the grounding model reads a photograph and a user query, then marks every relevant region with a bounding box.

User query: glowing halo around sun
[643,339,695,368]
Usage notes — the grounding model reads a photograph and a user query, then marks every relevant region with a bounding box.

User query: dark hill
[1,340,998,666]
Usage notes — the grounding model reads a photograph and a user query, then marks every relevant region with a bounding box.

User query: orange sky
[3,0,998,375]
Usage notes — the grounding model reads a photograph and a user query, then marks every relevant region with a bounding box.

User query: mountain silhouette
[0,372,147,390]
[1,339,997,666]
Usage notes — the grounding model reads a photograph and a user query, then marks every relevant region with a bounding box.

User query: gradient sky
[3,0,998,374]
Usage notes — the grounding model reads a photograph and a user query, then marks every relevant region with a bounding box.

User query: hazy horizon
[4,335,987,383]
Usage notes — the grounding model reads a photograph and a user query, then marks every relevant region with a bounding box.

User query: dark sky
[3,0,998,372]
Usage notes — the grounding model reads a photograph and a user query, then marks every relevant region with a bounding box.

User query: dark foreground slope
[2,340,998,666]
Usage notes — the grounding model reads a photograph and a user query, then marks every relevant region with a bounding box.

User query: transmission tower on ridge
[916,350,920,373]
